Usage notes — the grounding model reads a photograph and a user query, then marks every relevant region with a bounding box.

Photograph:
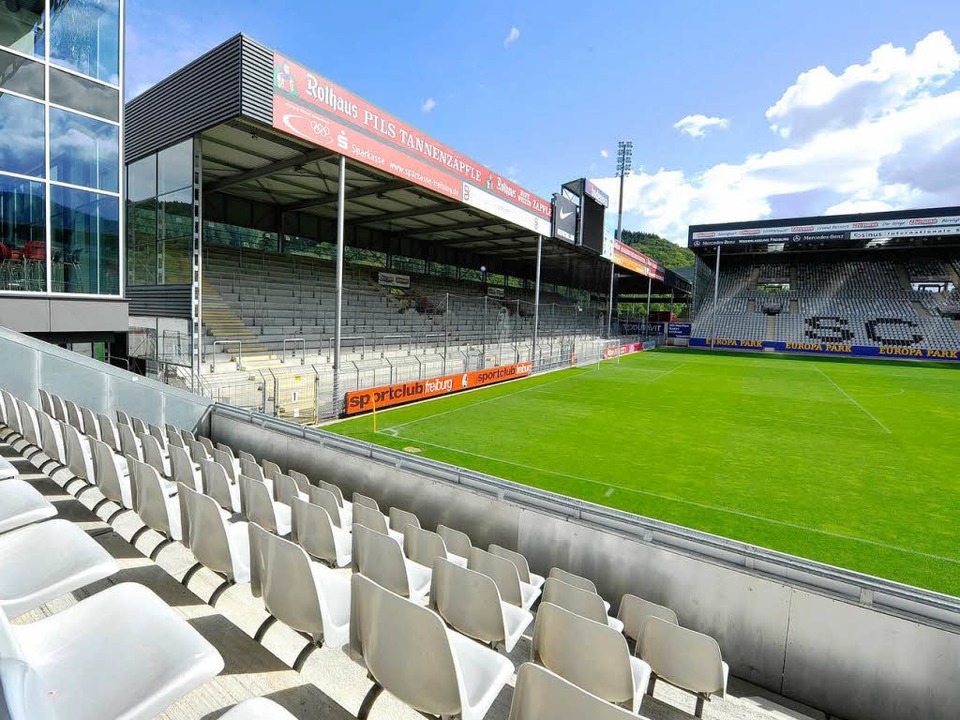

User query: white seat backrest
[97,413,119,451]
[308,486,345,528]
[468,546,523,606]
[618,594,678,643]
[532,602,635,708]
[61,422,92,480]
[216,442,235,459]
[489,544,535,584]
[542,577,608,626]
[0,605,58,720]
[200,458,235,514]
[639,617,725,695]
[37,410,64,464]
[389,507,421,533]
[16,400,40,447]
[38,389,52,416]
[429,557,505,647]
[131,458,176,538]
[80,406,100,440]
[213,448,236,481]
[131,416,147,436]
[238,450,256,463]
[65,400,84,433]
[179,483,238,578]
[509,663,638,720]
[51,395,67,423]
[352,492,380,512]
[118,423,141,461]
[291,498,341,565]
[350,573,461,716]
[141,433,168,477]
[262,459,282,480]
[548,567,598,594]
[170,444,199,490]
[148,423,166,447]
[239,457,264,482]
[352,502,389,535]
[188,438,210,462]
[288,470,311,493]
[437,524,472,558]
[319,480,346,507]
[240,475,280,533]
[352,523,410,597]
[403,526,448,568]
[90,437,125,505]
[274,474,303,505]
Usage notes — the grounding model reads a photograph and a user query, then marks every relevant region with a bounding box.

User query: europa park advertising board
[272,54,552,236]
[344,362,533,416]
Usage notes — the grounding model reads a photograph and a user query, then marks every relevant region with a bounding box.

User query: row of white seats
[2,390,662,719]
[0,390,299,719]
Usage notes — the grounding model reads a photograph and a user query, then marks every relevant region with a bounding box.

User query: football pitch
[328,349,960,596]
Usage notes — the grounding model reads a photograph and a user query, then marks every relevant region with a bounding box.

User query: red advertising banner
[344,362,533,416]
[602,342,647,360]
[611,240,664,280]
[272,53,552,229]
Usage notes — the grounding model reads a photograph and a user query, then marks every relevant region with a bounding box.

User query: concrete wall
[0,325,211,432]
[0,296,128,334]
[212,409,960,720]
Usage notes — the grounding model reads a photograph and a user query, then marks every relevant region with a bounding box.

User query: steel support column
[332,155,346,413]
[607,263,615,338]
[532,235,543,367]
[711,245,721,349]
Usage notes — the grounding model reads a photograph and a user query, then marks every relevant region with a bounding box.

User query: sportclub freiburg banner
[611,240,664,280]
[344,362,533,416]
[272,54,551,236]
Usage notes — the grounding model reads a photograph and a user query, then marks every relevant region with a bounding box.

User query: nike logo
[559,209,574,220]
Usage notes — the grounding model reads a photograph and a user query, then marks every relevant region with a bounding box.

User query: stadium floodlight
[615,141,633,242]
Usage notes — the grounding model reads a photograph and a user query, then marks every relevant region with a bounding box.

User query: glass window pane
[127,154,157,202]
[51,185,120,295]
[50,67,119,121]
[49,0,119,85]
[0,174,46,292]
[0,1,44,57]
[0,48,43,99]
[126,198,157,286]
[50,108,119,192]
[0,93,44,177]
[158,140,193,195]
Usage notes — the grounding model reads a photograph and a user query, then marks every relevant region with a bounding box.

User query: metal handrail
[211,340,243,372]
[377,333,413,356]
[281,337,306,365]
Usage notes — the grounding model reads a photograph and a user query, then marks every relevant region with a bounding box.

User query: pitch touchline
[385,432,958,565]
[813,366,892,434]
[386,367,592,432]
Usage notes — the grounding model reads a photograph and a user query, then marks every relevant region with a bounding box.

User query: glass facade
[0,0,122,296]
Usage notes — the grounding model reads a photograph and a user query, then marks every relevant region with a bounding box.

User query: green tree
[619,231,694,270]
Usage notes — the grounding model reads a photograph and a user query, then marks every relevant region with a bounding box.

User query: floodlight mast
[609,140,633,338]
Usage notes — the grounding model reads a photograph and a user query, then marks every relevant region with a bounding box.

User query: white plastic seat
[97,413,120,451]
[0,519,118,618]
[169,443,202,491]
[117,423,143,462]
[308,485,351,529]
[532,602,651,714]
[404,525,468,568]
[388,506,421,533]
[140,433,171,478]
[0,479,57,534]
[618,593,679,644]
[489,544,545,589]
[90,438,134,512]
[639,617,729,717]
[437,523,472,558]
[542,577,623,633]
[0,455,18,481]
[249,523,351,669]
[549,567,610,612]
[16,399,41,448]
[219,698,299,719]
[131,416,148,437]
[0,582,224,720]
[262,459,282,481]
[430,557,532,653]
[288,469,312,494]
[350,572,514,720]
[469,547,541,610]
[508,662,639,720]
[240,474,291,536]
[274,473,308,506]
[36,411,65,466]
[200,458,241,514]
[353,501,404,546]
[37,389,52,417]
[80,407,100,441]
[319,479,353,518]
[213,447,241,483]
[239,456,265,483]
[64,400,84,434]
[130,459,182,553]
[291,497,351,568]
[352,491,380,512]
[352,523,430,603]
[61,422,95,488]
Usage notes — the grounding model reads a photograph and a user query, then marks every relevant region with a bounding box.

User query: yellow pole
[371,393,378,433]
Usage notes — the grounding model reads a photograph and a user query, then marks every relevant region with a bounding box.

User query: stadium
[1,7,959,720]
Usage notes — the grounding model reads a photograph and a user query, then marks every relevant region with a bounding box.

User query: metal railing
[210,340,243,372]
[281,337,306,365]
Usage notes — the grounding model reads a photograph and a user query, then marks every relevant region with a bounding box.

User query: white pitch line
[388,432,960,565]
[813,365,892,434]
[647,363,684,383]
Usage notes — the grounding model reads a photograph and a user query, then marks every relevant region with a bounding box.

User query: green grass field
[329,349,960,596]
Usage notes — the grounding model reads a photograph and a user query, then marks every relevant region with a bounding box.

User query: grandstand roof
[126,34,687,296]
[688,205,960,257]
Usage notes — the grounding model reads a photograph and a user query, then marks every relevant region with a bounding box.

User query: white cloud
[590,31,960,245]
[504,27,520,48]
[421,97,437,113]
[674,114,729,138]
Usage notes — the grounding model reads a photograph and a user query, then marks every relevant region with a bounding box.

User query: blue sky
[127,1,960,244]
